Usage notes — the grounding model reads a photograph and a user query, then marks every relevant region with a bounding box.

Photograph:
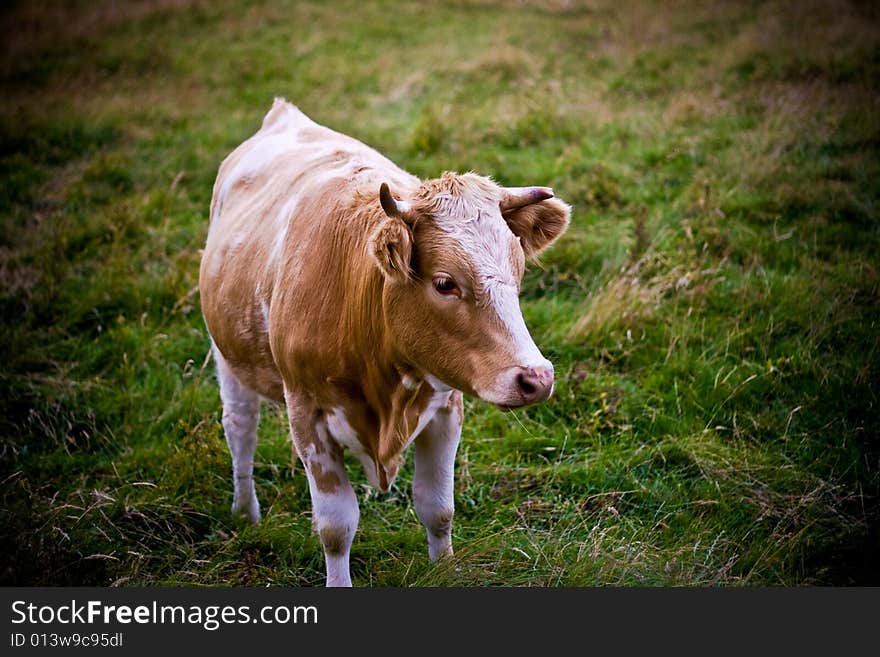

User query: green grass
[1,0,878,586]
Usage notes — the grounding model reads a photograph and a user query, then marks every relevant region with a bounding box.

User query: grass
[1,0,878,586]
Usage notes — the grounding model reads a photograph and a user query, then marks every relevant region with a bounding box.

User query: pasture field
[1,0,878,586]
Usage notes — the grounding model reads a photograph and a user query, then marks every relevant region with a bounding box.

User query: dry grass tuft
[568,226,714,339]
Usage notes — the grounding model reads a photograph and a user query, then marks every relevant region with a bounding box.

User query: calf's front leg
[285,390,360,587]
[413,390,463,561]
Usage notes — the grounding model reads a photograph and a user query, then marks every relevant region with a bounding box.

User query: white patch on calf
[406,390,452,448]
[268,196,296,267]
[425,373,453,392]
[325,408,358,447]
[436,208,548,370]
[262,98,310,134]
[254,282,269,334]
[216,133,298,216]
[484,281,548,369]
[326,407,383,490]
[309,158,360,188]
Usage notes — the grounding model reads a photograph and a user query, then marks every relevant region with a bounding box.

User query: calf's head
[370,173,570,409]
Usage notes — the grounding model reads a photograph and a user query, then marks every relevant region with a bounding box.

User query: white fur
[309,485,359,588]
[325,408,358,447]
[268,196,296,267]
[299,417,360,588]
[435,209,550,371]
[413,401,462,561]
[325,408,383,489]
[254,282,270,334]
[214,342,262,524]
[485,281,550,369]
[263,97,310,132]
[215,133,298,217]
[406,390,451,449]
[310,159,360,187]
[425,373,452,392]
[204,231,248,280]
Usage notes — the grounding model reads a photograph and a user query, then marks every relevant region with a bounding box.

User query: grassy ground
[1,0,878,586]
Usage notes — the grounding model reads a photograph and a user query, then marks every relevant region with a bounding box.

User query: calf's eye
[432,275,461,297]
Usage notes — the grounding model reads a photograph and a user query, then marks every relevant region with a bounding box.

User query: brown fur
[318,526,348,556]
[503,198,571,258]
[369,217,414,280]
[309,459,342,495]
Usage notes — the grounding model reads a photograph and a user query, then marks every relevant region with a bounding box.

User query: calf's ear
[370,183,414,280]
[500,187,571,259]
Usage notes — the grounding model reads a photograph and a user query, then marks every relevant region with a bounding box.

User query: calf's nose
[515,365,554,404]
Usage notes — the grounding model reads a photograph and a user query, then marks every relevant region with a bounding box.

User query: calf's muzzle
[515,364,554,404]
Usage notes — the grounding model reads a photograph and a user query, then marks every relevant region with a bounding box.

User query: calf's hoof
[232,495,261,525]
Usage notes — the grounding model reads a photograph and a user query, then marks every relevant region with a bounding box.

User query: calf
[199,99,570,586]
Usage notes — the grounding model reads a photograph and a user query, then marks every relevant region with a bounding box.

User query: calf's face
[371,174,570,409]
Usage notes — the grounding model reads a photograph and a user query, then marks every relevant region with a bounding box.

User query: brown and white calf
[199,99,570,586]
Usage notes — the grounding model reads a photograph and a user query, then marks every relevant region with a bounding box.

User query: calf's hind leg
[213,343,262,524]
